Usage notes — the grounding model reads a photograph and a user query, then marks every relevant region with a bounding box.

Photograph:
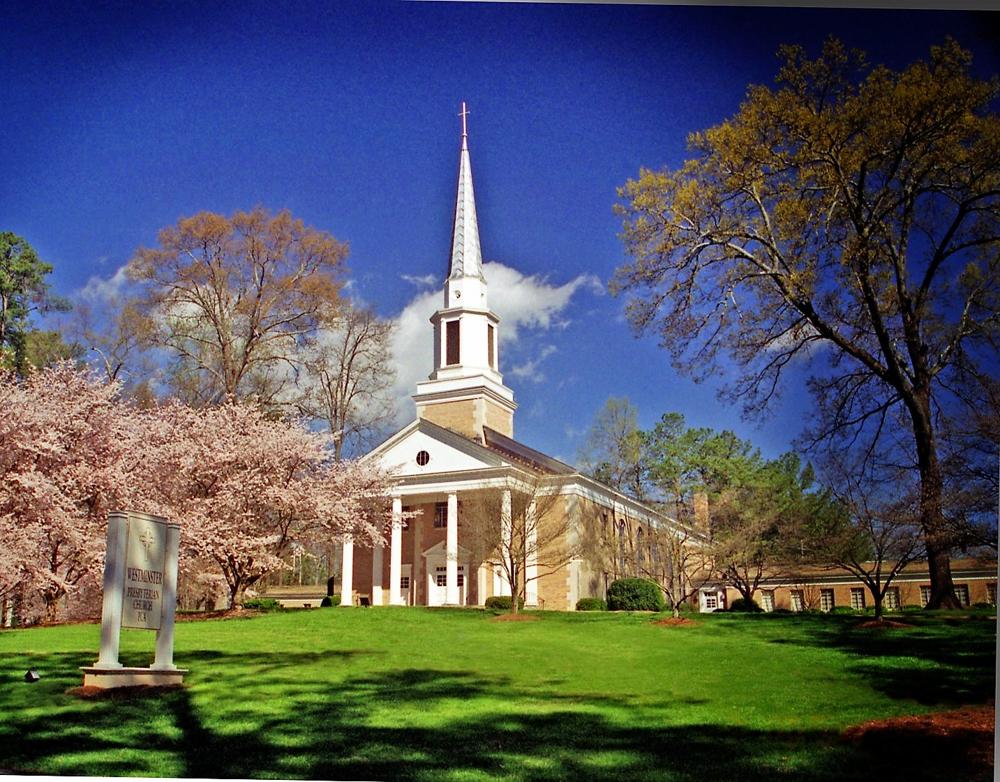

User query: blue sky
[3,2,997,464]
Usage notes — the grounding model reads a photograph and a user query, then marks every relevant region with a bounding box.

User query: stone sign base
[80,666,188,689]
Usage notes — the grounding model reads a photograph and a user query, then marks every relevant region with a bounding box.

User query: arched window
[618,521,627,576]
[636,527,645,572]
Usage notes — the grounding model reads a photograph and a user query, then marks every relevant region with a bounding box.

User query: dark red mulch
[176,607,263,621]
[652,617,699,627]
[491,613,539,622]
[843,703,995,777]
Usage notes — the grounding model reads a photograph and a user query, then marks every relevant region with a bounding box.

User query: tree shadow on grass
[0,648,992,781]
[746,613,997,706]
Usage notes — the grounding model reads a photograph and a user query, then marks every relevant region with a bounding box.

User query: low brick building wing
[708,559,998,614]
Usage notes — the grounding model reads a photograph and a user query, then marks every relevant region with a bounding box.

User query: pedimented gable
[369,419,508,477]
[421,540,473,560]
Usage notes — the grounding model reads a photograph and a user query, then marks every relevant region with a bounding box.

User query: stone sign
[122,514,167,630]
[81,510,186,689]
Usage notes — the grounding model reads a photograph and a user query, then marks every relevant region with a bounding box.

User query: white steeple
[443,101,488,311]
[447,102,485,283]
[412,102,516,440]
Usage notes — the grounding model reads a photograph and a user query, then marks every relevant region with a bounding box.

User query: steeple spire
[413,102,516,440]
[448,101,484,282]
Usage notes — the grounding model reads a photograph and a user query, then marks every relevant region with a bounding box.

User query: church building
[339,105,700,610]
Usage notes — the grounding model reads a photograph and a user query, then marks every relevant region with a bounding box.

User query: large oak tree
[613,39,999,607]
[128,207,348,405]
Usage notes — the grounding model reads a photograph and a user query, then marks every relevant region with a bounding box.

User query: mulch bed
[491,613,539,622]
[652,617,699,627]
[176,608,263,621]
[844,703,995,775]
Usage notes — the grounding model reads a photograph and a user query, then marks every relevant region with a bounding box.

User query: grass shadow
[0,646,992,781]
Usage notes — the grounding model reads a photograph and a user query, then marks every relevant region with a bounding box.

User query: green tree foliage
[24,330,84,369]
[613,39,1000,608]
[0,232,69,372]
[577,397,647,499]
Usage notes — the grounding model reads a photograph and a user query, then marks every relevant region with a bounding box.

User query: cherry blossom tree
[0,364,147,623]
[0,364,397,623]
[146,400,395,608]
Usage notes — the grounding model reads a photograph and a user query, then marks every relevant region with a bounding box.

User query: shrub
[606,579,664,612]
[576,598,607,612]
[484,596,524,611]
[320,595,341,607]
[242,598,280,611]
[728,597,762,613]
[830,606,857,615]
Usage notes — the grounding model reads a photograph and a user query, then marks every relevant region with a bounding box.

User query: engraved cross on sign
[139,528,156,558]
[459,102,469,137]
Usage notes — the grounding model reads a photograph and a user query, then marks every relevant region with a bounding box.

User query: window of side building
[885,586,900,611]
[850,587,866,611]
[790,590,804,612]
[919,585,931,607]
[988,583,997,606]
[761,590,775,612]
[820,588,835,612]
[955,584,970,607]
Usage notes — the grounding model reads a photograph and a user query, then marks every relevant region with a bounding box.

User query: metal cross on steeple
[459,101,470,139]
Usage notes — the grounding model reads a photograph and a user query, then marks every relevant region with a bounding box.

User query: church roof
[447,102,485,281]
[482,426,576,475]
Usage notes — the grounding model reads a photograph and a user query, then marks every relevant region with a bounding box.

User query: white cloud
[388,262,602,422]
[401,273,438,289]
[507,344,557,382]
[78,265,130,303]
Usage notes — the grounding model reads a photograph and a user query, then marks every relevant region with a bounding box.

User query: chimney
[692,491,710,532]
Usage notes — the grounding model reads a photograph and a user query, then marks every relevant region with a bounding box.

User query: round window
[416,450,430,466]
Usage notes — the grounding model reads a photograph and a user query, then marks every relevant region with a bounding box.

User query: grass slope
[0,608,994,781]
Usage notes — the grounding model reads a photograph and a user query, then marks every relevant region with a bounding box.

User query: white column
[341,537,354,607]
[95,512,128,669]
[372,542,384,606]
[153,521,181,670]
[525,498,538,606]
[446,492,459,605]
[389,496,403,606]
[499,489,512,596]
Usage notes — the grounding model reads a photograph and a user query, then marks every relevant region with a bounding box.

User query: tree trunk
[872,591,884,623]
[43,595,60,624]
[229,580,245,610]
[907,391,959,609]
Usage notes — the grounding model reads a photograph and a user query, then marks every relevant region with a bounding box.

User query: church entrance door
[427,563,466,606]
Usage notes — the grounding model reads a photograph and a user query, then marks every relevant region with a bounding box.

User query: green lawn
[0,608,994,781]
